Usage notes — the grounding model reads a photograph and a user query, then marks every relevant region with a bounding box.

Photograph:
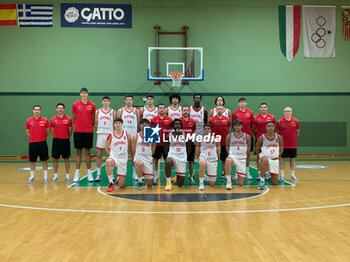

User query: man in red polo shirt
[51,103,72,183]
[232,97,254,179]
[72,88,95,182]
[277,107,300,181]
[253,102,276,180]
[209,105,231,180]
[25,105,50,184]
[150,103,172,185]
[179,105,196,184]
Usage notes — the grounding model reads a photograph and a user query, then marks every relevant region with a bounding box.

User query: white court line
[96,186,270,204]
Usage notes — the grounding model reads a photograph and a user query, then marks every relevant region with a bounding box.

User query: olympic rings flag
[303,6,335,58]
[278,5,301,62]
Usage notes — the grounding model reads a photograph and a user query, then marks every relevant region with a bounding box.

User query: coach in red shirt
[179,106,197,183]
[72,87,96,183]
[209,105,231,179]
[277,107,300,182]
[232,97,254,179]
[25,105,50,184]
[51,103,73,183]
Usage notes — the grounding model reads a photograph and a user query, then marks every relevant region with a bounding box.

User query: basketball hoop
[168,72,184,87]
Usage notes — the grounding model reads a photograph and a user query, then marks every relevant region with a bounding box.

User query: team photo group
[25,87,300,192]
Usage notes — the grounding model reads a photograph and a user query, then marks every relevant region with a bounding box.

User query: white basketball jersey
[199,140,218,161]
[96,108,115,134]
[121,107,137,137]
[134,132,152,163]
[109,131,129,161]
[189,106,205,136]
[167,106,182,120]
[261,133,279,159]
[168,133,187,162]
[229,132,248,159]
[142,106,158,121]
[213,108,229,118]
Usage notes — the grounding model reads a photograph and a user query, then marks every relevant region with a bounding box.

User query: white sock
[166,177,171,182]
[246,167,249,174]
[97,167,101,175]
[108,175,113,184]
[260,177,265,182]
[291,170,295,176]
[54,173,58,178]
[199,178,204,184]
[281,170,285,176]
[133,166,137,174]
[258,171,261,176]
[138,177,142,183]
[30,171,34,179]
[43,170,48,179]
[75,169,80,175]
[87,169,92,174]
[66,173,70,179]
[226,175,231,182]
[153,170,158,178]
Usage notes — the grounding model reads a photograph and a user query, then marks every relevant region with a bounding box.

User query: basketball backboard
[147,47,204,81]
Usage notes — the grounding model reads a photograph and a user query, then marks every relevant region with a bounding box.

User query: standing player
[255,121,284,190]
[72,88,95,182]
[252,103,276,180]
[277,107,300,181]
[117,95,140,180]
[131,119,156,190]
[225,120,251,189]
[179,106,196,184]
[209,105,231,180]
[95,96,116,182]
[25,105,50,183]
[196,124,221,190]
[189,93,208,137]
[232,97,254,179]
[50,103,72,183]
[150,103,172,184]
[167,93,182,120]
[208,96,231,119]
[140,94,158,121]
[164,119,191,191]
[105,119,131,192]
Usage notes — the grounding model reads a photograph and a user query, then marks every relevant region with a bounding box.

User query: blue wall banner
[61,3,132,28]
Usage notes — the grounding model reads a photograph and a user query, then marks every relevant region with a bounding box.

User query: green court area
[70,161,293,188]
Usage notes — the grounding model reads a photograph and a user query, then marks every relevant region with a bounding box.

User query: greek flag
[17,4,53,27]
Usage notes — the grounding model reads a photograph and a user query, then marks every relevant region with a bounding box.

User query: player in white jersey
[95,96,116,181]
[225,120,251,189]
[131,119,156,190]
[196,124,221,190]
[189,93,208,137]
[208,96,231,119]
[255,121,284,190]
[117,95,140,180]
[105,118,131,192]
[139,94,158,121]
[164,119,191,191]
[167,93,182,120]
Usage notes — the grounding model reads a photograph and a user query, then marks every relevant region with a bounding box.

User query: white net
[169,72,184,87]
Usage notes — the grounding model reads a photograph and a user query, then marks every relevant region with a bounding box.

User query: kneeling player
[105,119,131,192]
[196,124,221,190]
[131,119,156,190]
[225,120,251,189]
[164,119,191,191]
[255,121,283,190]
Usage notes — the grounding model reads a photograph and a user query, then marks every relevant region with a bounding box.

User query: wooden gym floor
[0,155,350,262]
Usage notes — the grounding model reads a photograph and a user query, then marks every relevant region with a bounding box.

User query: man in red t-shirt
[253,102,276,180]
[277,107,300,181]
[150,103,172,184]
[25,105,50,184]
[51,103,72,183]
[209,105,231,180]
[179,106,196,184]
[232,97,254,179]
[72,88,96,182]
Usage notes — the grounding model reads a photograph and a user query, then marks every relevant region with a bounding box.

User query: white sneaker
[265,173,271,180]
[87,172,94,182]
[198,183,204,190]
[246,171,253,180]
[43,178,49,184]
[232,174,238,180]
[226,182,232,190]
[204,175,209,182]
[153,175,158,185]
[52,176,58,183]
[65,176,71,183]
[27,177,35,184]
[73,173,80,182]
[132,173,138,181]
[279,175,285,181]
[291,175,298,181]
[95,174,101,182]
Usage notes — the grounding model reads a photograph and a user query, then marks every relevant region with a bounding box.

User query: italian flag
[278,5,301,62]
